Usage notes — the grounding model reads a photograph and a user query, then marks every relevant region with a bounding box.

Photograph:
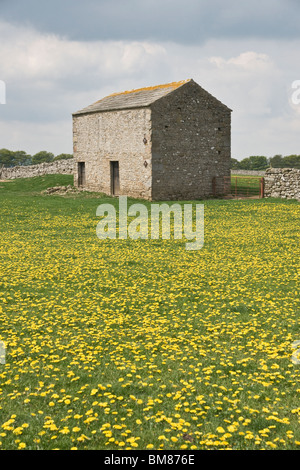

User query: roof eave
[72,104,151,117]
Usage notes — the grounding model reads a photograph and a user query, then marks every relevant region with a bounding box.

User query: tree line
[1,148,299,170]
[0,149,73,167]
[231,154,300,170]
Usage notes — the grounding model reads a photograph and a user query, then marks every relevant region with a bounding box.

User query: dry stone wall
[264,168,300,200]
[0,159,74,180]
[231,169,266,176]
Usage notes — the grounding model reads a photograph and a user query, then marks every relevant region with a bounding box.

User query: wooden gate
[212,176,264,199]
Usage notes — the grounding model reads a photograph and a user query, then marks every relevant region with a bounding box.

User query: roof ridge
[102,79,192,101]
[73,78,231,116]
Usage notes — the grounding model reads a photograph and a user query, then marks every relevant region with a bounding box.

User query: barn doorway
[78,162,86,187]
[110,161,120,196]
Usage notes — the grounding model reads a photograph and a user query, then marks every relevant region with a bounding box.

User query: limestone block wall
[151,80,231,200]
[0,159,74,180]
[264,168,300,200]
[231,169,266,176]
[73,108,152,199]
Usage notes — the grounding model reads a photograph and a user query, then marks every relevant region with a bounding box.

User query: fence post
[260,177,265,198]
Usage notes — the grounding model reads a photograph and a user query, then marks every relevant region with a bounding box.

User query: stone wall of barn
[264,168,300,200]
[150,80,231,200]
[73,81,231,201]
[73,108,152,199]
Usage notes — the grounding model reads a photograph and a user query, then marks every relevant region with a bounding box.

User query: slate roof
[73,79,192,115]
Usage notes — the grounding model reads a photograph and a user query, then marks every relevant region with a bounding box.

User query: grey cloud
[1,0,300,43]
[1,0,300,158]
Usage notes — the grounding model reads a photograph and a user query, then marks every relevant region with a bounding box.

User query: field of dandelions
[0,175,299,450]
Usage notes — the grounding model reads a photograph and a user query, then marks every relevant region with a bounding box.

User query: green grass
[230,175,263,197]
[0,174,74,193]
[0,175,299,450]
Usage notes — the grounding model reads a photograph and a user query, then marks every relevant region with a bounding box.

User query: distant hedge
[0,149,73,168]
[231,154,300,170]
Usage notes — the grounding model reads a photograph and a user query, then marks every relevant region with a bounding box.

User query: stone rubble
[43,185,82,195]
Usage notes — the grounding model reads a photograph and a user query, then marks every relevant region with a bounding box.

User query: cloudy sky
[0,0,299,159]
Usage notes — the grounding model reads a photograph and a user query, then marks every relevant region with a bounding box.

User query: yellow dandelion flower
[217,427,225,433]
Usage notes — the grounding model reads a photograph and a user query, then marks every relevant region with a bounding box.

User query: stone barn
[72,79,231,200]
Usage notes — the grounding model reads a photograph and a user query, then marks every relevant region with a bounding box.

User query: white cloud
[0,20,167,82]
[210,51,273,71]
[207,51,278,116]
[0,20,300,159]
[0,119,72,155]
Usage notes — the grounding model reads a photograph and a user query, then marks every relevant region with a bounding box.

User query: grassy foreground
[0,175,299,450]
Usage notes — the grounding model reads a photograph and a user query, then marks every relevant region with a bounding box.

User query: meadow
[0,175,299,450]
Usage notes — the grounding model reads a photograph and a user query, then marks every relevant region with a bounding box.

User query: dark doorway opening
[110,161,120,196]
[78,162,86,187]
